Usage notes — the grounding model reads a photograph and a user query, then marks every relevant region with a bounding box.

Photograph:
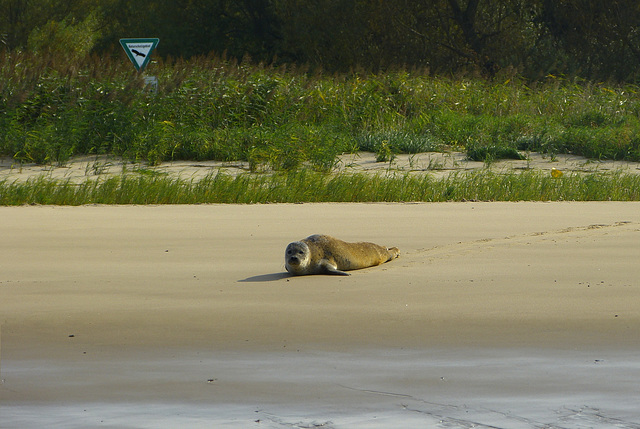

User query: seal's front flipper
[327,267,350,276]
[321,261,350,276]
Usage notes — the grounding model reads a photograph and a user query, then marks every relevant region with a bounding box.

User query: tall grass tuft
[2,170,639,205]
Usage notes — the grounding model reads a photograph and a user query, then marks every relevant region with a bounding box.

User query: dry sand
[1,202,639,428]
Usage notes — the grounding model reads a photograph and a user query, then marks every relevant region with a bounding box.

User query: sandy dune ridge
[2,150,640,183]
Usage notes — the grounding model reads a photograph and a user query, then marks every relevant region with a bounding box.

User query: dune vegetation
[2,52,640,203]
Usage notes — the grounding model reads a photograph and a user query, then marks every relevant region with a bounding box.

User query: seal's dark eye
[287,250,292,254]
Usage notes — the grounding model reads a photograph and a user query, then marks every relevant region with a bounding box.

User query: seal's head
[285,241,310,275]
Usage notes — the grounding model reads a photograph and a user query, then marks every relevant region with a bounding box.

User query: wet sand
[1,203,640,428]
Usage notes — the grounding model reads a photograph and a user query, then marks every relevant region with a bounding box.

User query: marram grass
[1,170,639,205]
[3,53,640,169]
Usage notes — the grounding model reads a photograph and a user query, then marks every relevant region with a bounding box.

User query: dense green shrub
[3,54,640,169]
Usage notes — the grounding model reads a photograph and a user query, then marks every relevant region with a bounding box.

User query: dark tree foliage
[93,0,281,61]
[1,0,639,81]
[536,0,640,81]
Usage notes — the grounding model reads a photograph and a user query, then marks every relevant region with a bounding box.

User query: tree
[1,0,102,53]
[2,0,639,80]
[95,0,281,62]
[537,0,640,80]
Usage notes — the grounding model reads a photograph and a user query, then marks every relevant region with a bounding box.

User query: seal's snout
[288,256,299,265]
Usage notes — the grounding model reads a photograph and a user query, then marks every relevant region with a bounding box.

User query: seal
[285,234,399,276]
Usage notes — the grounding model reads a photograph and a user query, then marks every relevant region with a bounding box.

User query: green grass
[3,53,640,204]
[2,169,639,205]
[3,53,640,172]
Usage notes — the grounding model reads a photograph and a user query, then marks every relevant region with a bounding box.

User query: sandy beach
[1,202,640,428]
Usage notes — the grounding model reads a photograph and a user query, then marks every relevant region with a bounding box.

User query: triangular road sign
[120,38,160,72]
